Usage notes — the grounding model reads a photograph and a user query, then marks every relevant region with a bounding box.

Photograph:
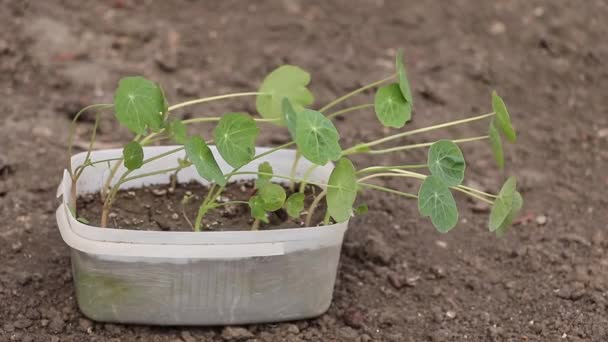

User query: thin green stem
[289,152,302,192]
[182,117,280,125]
[357,172,425,183]
[358,182,418,199]
[457,185,498,199]
[355,112,495,150]
[168,92,267,112]
[142,146,185,164]
[214,200,249,207]
[230,171,336,189]
[319,75,395,113]
[67,103,113,177]
[352,136,489,155]
[356,164,427,174]
[452,187,494,204]
[299,164,319,193]
[306,189,327,226]
[327,103,374,119]
[75,158,122,176]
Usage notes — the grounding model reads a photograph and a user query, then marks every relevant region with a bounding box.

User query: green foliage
[327,158,357,223]
[168,120,188,144]
[258,183,286,211]
[114,76,166,134]
[122,141,144,170]
[428,140,466,187]
[495,191,523,237]
[395,49,413,105]
[256,162,273,189]
[256,65,314,123]
[374,83,411,128]
[282,98,298,138]
[249,196,268,223]
[492,91,516,142]
[214,113,259,168]
[488,120,504,169]
[489,176,517,232]
[354,204,368,216]
[418,175,458,233]
[184,136,225,186]
[295,109,342,165]
[285,192,305,218]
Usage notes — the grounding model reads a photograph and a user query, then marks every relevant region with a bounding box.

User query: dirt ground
[1,0,607,341]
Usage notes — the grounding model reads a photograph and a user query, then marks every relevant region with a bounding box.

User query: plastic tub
[55,146,349,325]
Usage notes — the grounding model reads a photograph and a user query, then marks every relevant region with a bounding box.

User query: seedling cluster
[67,49,521,235]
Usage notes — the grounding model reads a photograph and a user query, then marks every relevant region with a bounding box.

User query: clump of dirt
[77,181,328,231]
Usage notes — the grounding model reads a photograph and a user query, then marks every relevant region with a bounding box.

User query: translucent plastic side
[71,244,342,325]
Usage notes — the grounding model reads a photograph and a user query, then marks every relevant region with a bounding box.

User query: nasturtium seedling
[492,91,516,143]
[185,136,226,186]
[489,176,517,232]
[418,175,459,233]
[114,76,166,135]
[285,192,305,218]
[214,113,260,168]
[258,183,286,211]
[488,120,504,169]
[71,48,522,236]
[123,141,144,171]
[256,65,314,123]
[428,140,466,187]
[374,83,411,128]
[327,158,357,223]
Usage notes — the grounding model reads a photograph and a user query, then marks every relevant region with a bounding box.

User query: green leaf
[249,195,269,223]
[418,175,458,233]
[295,109,342,165]
[168,120,188,144]
[122,141,144,170]
[492,91,516,143]
[114,76,166,135]
[77,217,90,224]
[427,140,466,187]
[258,183,286,211]
[354,204,368,216]
[396,49,413,105]
[488,120,504,169]
[282,98,298,139]
[256,162,273,189]
[256,65,314,123]
[285,192,305,218]
[489,176,517,232]
[184,136,226,186]
[374,83,412,128]
[213,113,260,168]
[327,158,357,223]
[495,191,523,237]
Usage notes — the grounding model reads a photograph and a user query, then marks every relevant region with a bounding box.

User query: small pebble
[489,21,506,35]
[435,240,447,248]
[446,310,456,319]
[171,213,179,220]
[152,189,168,196]
[11,241,23,253]
[536,215,547,226]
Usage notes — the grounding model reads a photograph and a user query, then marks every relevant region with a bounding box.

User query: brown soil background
[1,1,607,341]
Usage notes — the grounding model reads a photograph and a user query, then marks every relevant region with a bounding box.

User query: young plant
[68,48,522,236]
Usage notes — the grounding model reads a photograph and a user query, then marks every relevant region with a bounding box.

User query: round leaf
[492,91,516,142]
[256,65,314,123]
[495,191,523,237]
[258,183,286,211]
[488,120,504,169]
[295,109,342,165]
[256,162,273,189]
[489,176,517,232]
[374,83,412,128]
[213,113,260,168]
[249,195,269,223]
[285,192,305,218]
[168,120,188,145]
[428,140,466,187]
[396,49,413,105]
[327,158,357,223]
[185,136,226,186]
[123,141,144,171]
[418,175,458,233]
[114,76,166,135]
[282,98,298,139]
[354,204,368,216]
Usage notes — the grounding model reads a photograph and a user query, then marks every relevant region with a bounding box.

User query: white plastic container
[56,146,349,325]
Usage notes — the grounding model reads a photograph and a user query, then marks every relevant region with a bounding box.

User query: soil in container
[77,181,327,231]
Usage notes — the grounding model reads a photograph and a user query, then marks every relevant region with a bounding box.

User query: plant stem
[358,182,418,199]
[319,75,395,113]
[251,219,261,231]
[67,103,112,178]
[357,172,425,183]
[230,171,336,189]
[457,185,498,199]
[74,158,122,176]
[194,204,210,232]
[306,189,327,226]
[289,151,302,192]
[356,164,427,174]
[100,134,141,201]
[352,112,495,150]
[182,117,280,124]
[121,166,184,184]
[215,200,249,207]
[353,136,489,155]
[168,92,266,112]
[298,164,319,193]
[327,103,374,119]
[452,187,494,204]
